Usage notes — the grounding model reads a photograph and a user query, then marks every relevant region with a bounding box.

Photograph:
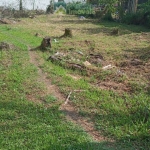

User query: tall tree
[127,0,138,13]
[31,0,36,10]
[87,0,99,4]
[19,0,23,11]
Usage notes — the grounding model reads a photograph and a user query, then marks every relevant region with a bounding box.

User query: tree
[87,0,99,4]
[16,0,24,10]
[127,0,138,13]
[30,0,36,10]
[19,0,23,10]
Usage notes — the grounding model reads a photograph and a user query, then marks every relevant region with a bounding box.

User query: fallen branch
[64,90,86,105]
[64,91,72,105]
[73,90,86,92]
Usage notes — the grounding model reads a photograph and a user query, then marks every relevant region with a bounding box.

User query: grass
[0,27,98,150]
[0,14,150,149]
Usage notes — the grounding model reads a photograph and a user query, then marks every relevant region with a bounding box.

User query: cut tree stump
[62,28,73,38]
[40,37,51,50]
[111,28,119,35]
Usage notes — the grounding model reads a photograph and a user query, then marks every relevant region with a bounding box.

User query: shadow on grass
[84,21,150,35]
[0,97,149,149]
[49,18,97,25]
[0,99,114,150]
[66,105,150,149]
[45,141,115,150]
[49,15,150,35]
[94,107,150,150]
[124,46,150,61]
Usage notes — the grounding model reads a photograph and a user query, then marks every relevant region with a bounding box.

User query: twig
[64,90,86,105]
[64,91,72,105]
[74,90,86,92]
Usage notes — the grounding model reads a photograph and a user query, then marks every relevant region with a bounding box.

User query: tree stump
[40,37,51,50]
[111,28,119,35]
[62,28,73,37]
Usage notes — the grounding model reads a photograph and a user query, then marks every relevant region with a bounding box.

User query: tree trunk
[127,0,138,13]
[40,37,51,50]
[32,0,35,10]
[19,0,23,11]
[62,28,73,37]
[118,1,126,20]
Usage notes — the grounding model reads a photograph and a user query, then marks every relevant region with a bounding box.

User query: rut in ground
[28,49,109,142]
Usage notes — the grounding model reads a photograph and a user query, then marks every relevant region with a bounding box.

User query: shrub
[121,1,150,28]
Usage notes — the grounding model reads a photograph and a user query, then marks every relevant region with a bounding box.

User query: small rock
[83,61,92,66]
[79,16,86,20]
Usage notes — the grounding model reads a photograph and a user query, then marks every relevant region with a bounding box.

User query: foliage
[97,0,150,28]
[87,0,99,5]
[122,0,150,27]
[66,2,93,15]
[102,12,114,21]
[54,1,67,9]
[98,0,118,13]
[139,0,150,12]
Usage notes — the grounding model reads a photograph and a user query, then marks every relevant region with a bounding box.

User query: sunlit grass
[0,14,150,149]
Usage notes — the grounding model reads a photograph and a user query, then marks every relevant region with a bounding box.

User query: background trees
[96,0,150,27]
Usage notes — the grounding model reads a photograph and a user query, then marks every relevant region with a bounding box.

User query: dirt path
[28,49,108,142]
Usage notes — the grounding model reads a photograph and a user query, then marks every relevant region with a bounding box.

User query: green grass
[0,15,150,149]
[41,59,150,140]
[0,24,116,150]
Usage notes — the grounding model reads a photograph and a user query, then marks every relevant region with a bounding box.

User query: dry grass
[15,14,150,94]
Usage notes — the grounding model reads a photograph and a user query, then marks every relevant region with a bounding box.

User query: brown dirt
[28,49,110,142]
[96,81,131,94]
[29,50,64,103]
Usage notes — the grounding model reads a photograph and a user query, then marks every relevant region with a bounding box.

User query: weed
[45,95,57,103]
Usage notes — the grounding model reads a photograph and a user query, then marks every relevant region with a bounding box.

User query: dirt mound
[119,59,144,67]
[96,81,131,94]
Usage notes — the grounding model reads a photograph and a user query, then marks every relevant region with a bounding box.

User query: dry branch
[64,90,86,105]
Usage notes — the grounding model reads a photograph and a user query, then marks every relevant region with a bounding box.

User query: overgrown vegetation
[98,0,150,28]
[124,1,150,27]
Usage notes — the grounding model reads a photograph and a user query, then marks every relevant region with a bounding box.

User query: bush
[121,11,150,28]
[102,12,114,21]
[121,1,150,28]
[54,1,66,10]
[66,2,93,15]
[13,10,30,18]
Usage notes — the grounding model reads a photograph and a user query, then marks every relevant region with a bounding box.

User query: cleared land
[0,15,150,149]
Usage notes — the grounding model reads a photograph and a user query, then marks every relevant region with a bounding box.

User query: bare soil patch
[96,81,131,93]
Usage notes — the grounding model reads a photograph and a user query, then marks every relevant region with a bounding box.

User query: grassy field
[0,15,150,149]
